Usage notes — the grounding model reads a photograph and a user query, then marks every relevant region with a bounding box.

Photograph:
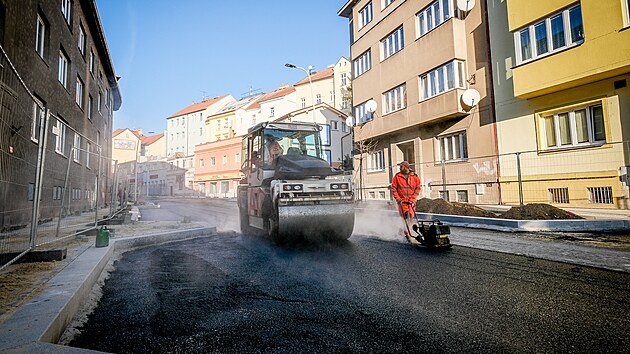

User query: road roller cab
[237,122,354,243]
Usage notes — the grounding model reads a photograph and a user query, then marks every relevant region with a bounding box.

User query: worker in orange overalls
[391,161,421,243]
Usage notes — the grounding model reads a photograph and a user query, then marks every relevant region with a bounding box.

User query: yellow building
[488,0,630,208]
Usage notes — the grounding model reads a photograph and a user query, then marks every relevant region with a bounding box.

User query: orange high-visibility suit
[391,172,421,218]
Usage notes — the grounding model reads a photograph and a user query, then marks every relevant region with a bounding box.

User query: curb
[415,213,630,233]
[0,227,216,353]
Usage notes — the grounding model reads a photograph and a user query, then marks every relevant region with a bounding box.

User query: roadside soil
[415,198,584,220]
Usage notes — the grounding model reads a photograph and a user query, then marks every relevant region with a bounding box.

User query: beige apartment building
[339,0,499,203]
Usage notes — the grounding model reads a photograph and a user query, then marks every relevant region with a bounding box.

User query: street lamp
[285,63,315,122]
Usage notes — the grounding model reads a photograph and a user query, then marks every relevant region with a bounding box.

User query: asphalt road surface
[68,198,630,353]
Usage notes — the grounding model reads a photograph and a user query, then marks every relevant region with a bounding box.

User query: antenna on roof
[201,90,209,101]
[240,86,262,99]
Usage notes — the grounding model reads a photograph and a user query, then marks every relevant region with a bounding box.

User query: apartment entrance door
[396,142,415,169]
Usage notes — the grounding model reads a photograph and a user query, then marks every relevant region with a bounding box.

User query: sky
[95,0,351,135]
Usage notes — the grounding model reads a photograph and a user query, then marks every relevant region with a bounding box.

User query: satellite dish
[456,0,475,12]
[365,99,378,113]
[345,116,354,127]
[461,89,481,108]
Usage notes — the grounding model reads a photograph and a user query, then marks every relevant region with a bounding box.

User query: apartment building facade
[165,95,234,158]
[488,0,630,208]
[293,57,352,113]
[339,0,499,203]
[0,0,121,226]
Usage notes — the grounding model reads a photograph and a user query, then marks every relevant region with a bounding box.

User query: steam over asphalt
[66,198,630,353]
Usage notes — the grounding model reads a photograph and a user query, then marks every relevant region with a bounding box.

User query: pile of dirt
[415,198,584,220]
[415,198,497,218]
[499,203,583,220]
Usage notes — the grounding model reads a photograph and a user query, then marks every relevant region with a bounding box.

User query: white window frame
[78,25,86,55]
[31,98,44,143]
[54,119,67,156]
[36,15,46,58]
[353,49,372,77]
[420,60,466,100]
[75,76,84,108]
[540,103,607,150]
[223,155,228,165]
[341,73,348,86]
[417,0,453,38]
[382,83,406,114]
[383,0,395,9]
[369,150,385,171]
[514,5,584,65]
[89,50,95,73]
[86,142,91,169]
[210,157,216,166]
[199,159,205,167]
[331,120,339,131]
[623,0,630,27]
[301,98,306,108]
[436,131,468,162]
[73,134,81,163]
[61,0,71,25]
[316,94,322,104]
[359,1,373,29]
[58,51,68,88]
[354,100,374,124]
[381,26,404,60]
[270,106,275,117]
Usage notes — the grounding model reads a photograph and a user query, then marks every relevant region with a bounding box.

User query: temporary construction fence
[353,141,630,210]
[0,44,124,270]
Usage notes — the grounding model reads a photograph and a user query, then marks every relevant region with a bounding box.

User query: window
[624,0,630,26]
[222,155,227,165]
[383,0,395,9]
[417,0,452,37]
[457,190,469,203]
[331,120,339,131]
[75,77,84,108]
[270,106,275,117]
[301,98,306,108]
[73,134,81,162]
[436,131,468,162]
[199,159,205,167]
[342,99,349,110]
[78,25,86,55]
[210,157,216,166]
[54,119,67,155]
[235,153,241,163]
[369,150,385,171]
[382,26,404,60]
[200,127,203,136]
[58,51,69,88]
[439,190,450,201]
[87,95,93,119]
[341,73,348,86]
[224,119,229,128]
[316,94,322,104]
[31,98,44,143]
[61,0,71,25]
[514,5,583,64]
[342,121,348,133]
[359,2,373,29]
[420,60,466,99]
[587,187,613,204]
[541,103,606,149]
[548,188,569,203]
[353,49,372,77]
[383,84,406,114]
[98,91,102,112]
[354,100,374,124]
[320,124,331,146]
[36,14,46,58]
[86,142,91,168]
[89,50,95,73]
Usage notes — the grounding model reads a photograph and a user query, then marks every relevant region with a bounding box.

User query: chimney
[278,83,290,90]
